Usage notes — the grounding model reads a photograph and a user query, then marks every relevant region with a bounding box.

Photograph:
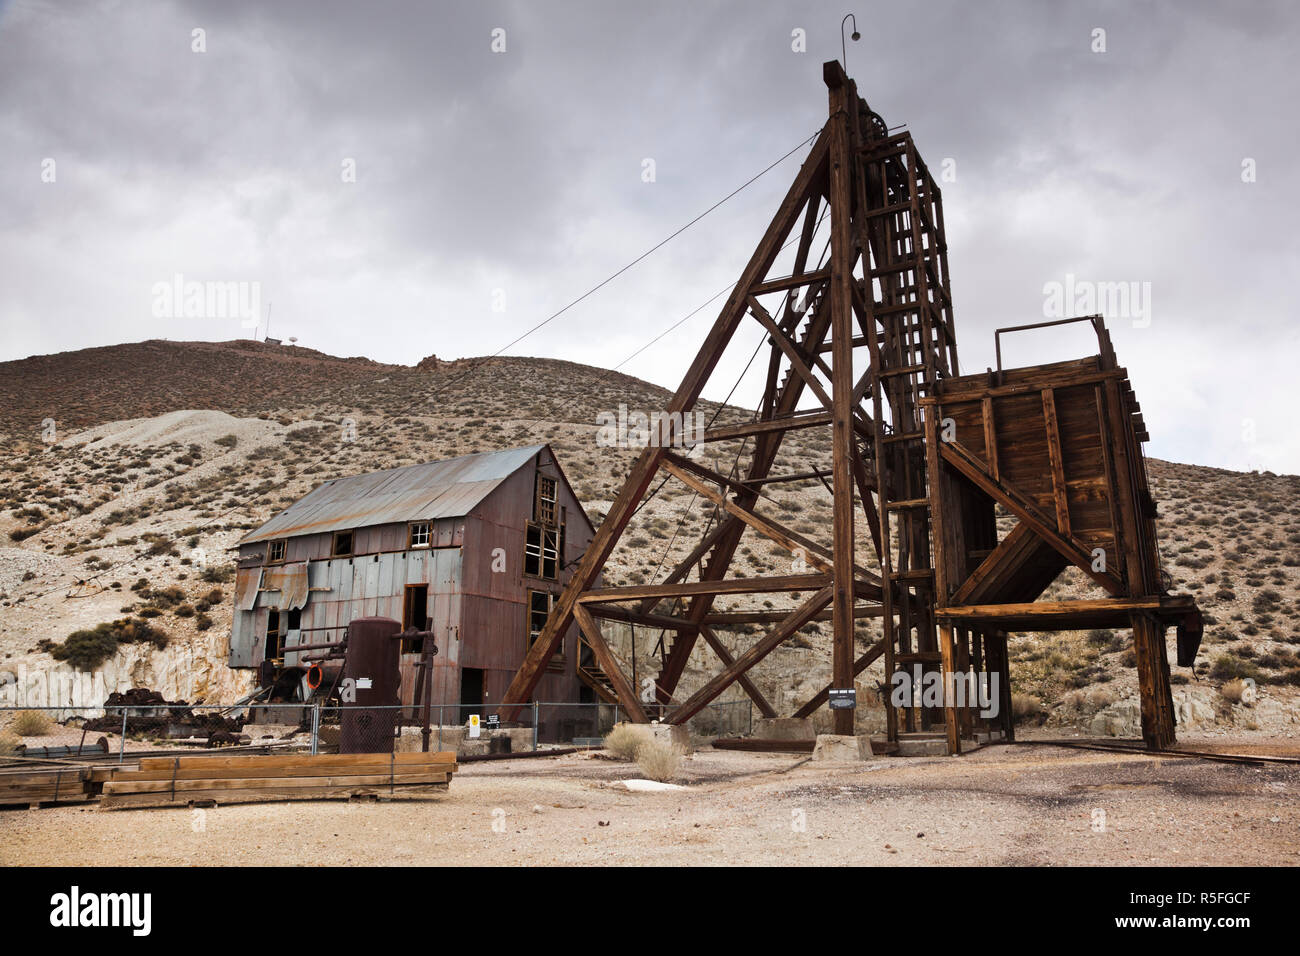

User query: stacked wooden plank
[99,751,458,809]
[0,765,94,807]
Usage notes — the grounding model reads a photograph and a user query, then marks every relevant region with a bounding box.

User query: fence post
[532,701,539,752]
[437,705,443,753]
[118,708,128,764]
[310,703,320,755]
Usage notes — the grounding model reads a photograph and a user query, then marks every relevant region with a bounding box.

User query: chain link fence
[2,698,753,762]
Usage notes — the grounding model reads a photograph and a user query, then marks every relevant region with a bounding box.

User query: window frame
[408,521,431,549]
[331,530,354,557]
[523,522,559,580]
[535,473,558,527]
[525,588,563,665]
[265,539,287,564]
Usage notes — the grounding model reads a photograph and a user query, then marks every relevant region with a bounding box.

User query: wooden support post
[938,623,962,755]
[1132,613,1176,749]
[826,60,858,736]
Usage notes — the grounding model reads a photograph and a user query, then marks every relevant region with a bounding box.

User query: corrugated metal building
[230,444,596,714]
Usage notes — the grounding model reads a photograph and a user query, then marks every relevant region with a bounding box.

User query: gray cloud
[1,0,1296,473]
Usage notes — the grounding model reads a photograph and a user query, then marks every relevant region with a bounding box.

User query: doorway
[459,667,484,725]
[402,584,429,653]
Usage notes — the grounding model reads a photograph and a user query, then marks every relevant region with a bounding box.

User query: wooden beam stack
[99,752,458,809]
[0,765,94,808]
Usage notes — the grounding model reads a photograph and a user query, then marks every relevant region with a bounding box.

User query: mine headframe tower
[499,61,1200,754]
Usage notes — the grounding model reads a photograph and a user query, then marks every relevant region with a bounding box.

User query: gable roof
[239,444,548,545]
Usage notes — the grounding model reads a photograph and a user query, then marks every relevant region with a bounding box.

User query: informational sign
[828,688,857,710]
[468,714,481,738]
[486,714,500,729]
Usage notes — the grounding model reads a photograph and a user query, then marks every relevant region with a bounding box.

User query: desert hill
[0,339,1296,739]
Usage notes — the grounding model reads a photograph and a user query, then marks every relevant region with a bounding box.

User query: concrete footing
[811,733,876,761]
[753,717,816,740]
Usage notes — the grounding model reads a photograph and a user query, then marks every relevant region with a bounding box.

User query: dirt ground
[2,741,1298,866]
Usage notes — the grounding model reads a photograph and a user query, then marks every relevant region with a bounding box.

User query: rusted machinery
[498,60,1200,754]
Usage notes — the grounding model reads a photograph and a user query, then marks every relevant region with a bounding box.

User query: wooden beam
[571,603,648,722]
[698,625,777,718]
[748,295,833,409]
[661,456,882,594]
[938,623,961,755]
[981,395,998,482]
[1041,388,1071,536]
[665,586,834,725]
[791,637,886,718]
[827,65,858,736]
[699,410,832,444]
[497,127,832,718]
[578,574,830,604]
[938,440,1124,596]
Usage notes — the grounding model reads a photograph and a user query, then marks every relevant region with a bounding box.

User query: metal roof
[239,445,547,545]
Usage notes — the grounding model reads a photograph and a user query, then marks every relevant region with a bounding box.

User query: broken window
[409,522,431,549]
[535,473,558,526]
[266,609,283,662]
[332,530,353,557]
[524,522,558,579]
[266,539,286,563]
[526,589,561,659]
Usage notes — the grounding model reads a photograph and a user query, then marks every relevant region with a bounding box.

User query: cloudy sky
[1,0,1297,473]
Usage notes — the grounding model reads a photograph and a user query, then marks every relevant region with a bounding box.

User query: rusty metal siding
[228,443,590,711]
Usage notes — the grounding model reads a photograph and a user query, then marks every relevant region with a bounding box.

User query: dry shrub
[635,740,682,782]
[9,709,51,736]
[603,723,651,760]
[0,730,20,754]
[1011,694,1045,724]
[1220,678,1255,705]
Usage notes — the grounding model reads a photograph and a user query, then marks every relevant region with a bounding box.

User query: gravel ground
[3,744,1298,866]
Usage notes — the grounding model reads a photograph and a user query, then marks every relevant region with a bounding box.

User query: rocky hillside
[0,339,1296,741]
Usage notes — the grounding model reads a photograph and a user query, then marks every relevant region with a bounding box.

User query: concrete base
[394,725,532,755]
[753,717,816,741]
[811,733,876,761]
[648,721,692,754]
[242,723,302,742]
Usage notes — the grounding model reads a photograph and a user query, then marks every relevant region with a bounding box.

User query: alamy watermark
[151,273,260,328]
[1042,273,1151,328]
[889,664,1001,718]
[595,404,707,453]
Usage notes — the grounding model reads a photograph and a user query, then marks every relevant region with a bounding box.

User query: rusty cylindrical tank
[340,616,403,754]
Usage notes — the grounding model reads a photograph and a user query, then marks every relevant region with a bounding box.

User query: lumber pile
[99,751,458,809]
[0,765,95,807]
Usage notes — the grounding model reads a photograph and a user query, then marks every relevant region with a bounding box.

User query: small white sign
[356,677,373,690]
[468,714,481,738]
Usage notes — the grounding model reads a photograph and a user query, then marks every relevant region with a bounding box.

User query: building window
[266,609,283,662]
[527,590,562,664]
[524,523,558,579]
[409,522,431,549]
[266,539,286,563]
[535,473,558,526]
[332,530,353,557]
